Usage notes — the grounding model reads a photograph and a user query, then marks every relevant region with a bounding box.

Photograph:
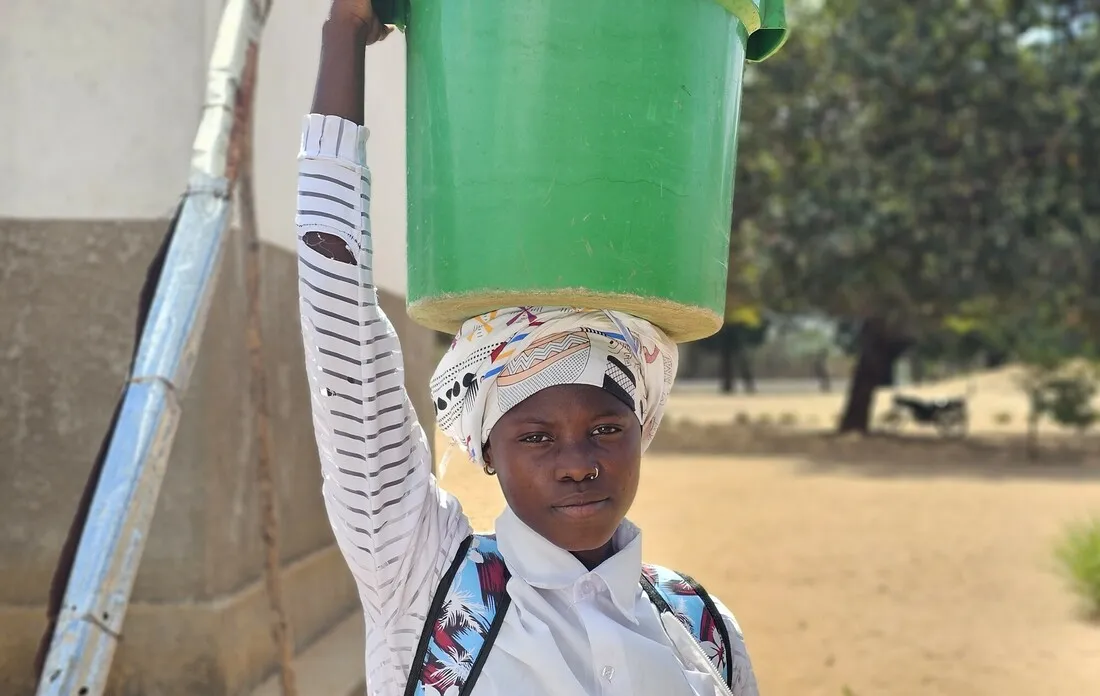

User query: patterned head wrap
[430,307,678,465]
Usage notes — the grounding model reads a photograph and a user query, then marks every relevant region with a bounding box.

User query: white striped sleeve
[295,114,471,694]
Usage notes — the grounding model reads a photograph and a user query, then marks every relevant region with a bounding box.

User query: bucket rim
[376,0,788,62]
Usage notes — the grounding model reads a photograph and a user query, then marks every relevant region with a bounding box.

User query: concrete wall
[0,222,436,696]
[1,1,431,694]
[2,0,409,295]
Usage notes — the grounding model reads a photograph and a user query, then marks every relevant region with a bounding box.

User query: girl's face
[485,384,642,568]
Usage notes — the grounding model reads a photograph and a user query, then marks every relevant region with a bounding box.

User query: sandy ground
[436,367,1100,696]
[667,364,1100,436]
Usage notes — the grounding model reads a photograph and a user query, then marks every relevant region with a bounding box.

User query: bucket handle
[745,0,788,63]
[372,0,786,61]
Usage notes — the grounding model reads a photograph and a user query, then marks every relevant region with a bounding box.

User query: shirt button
[601,665,615,682]
[581,580,595,595]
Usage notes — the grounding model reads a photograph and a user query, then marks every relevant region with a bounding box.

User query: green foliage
[770,315,842,359]
[1017,358,1098,458]
[1044,377,1098,432]
[734,0,1100,349]
[1026,364,1099,433]
[1054,516,1100,619]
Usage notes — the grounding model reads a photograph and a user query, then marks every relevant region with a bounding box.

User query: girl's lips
[552,497,611,519]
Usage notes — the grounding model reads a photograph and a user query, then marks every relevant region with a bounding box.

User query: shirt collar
[495,505,643,623]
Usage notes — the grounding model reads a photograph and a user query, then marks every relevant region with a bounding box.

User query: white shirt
[295,114,758,696]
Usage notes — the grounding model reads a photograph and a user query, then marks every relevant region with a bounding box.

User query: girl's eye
[520,433,551,444]
[592,424,622,436]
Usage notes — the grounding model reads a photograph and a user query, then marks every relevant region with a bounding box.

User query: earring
[483,463,497,476]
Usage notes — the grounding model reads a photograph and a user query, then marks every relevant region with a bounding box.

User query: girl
[296,2,758,694]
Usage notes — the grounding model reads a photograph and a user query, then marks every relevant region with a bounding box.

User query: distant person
[295,2,759,695]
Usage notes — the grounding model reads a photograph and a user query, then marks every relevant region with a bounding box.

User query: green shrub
[1054,516,1100,619]
[993,411,1013,425]
[1045,376,1098,432]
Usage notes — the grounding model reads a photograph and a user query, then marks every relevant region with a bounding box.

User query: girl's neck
[571,539,615,570]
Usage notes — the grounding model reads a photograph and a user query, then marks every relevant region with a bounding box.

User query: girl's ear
[482,443,496,476]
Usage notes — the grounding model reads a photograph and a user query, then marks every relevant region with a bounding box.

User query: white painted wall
[0,0,220,219]
[0,0,408,295]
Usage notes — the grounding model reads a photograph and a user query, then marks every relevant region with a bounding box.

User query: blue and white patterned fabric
[641,564,732,686]
[405,535,511,696]
[406,535,730,695]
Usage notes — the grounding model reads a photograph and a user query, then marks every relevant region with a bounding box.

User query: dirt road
[437,389,1100,695]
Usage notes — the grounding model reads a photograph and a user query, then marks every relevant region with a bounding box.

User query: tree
[771,314,843,392]
[732,0,1100,432]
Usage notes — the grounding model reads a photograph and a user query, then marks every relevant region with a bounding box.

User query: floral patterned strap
[404,537,732,695]
[404,535,511,696]
[640,564,734,689]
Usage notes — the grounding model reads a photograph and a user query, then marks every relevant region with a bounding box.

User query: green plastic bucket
[378,0,788,342]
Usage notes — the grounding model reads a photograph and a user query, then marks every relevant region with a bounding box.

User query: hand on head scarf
[430,307,678,465]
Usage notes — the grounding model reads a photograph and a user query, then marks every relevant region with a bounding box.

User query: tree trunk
[838,319,911,433]
[719,329,735,394]
[814,350,831,392]
[986,349,1009,369]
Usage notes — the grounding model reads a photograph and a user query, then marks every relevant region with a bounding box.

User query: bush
[1044,374,1098,432]
[993,411,1013,425]
[1020,362,1099,457]
[1054,516,1100,619]
[778,412,799,426]
[1023,363,1099,431]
